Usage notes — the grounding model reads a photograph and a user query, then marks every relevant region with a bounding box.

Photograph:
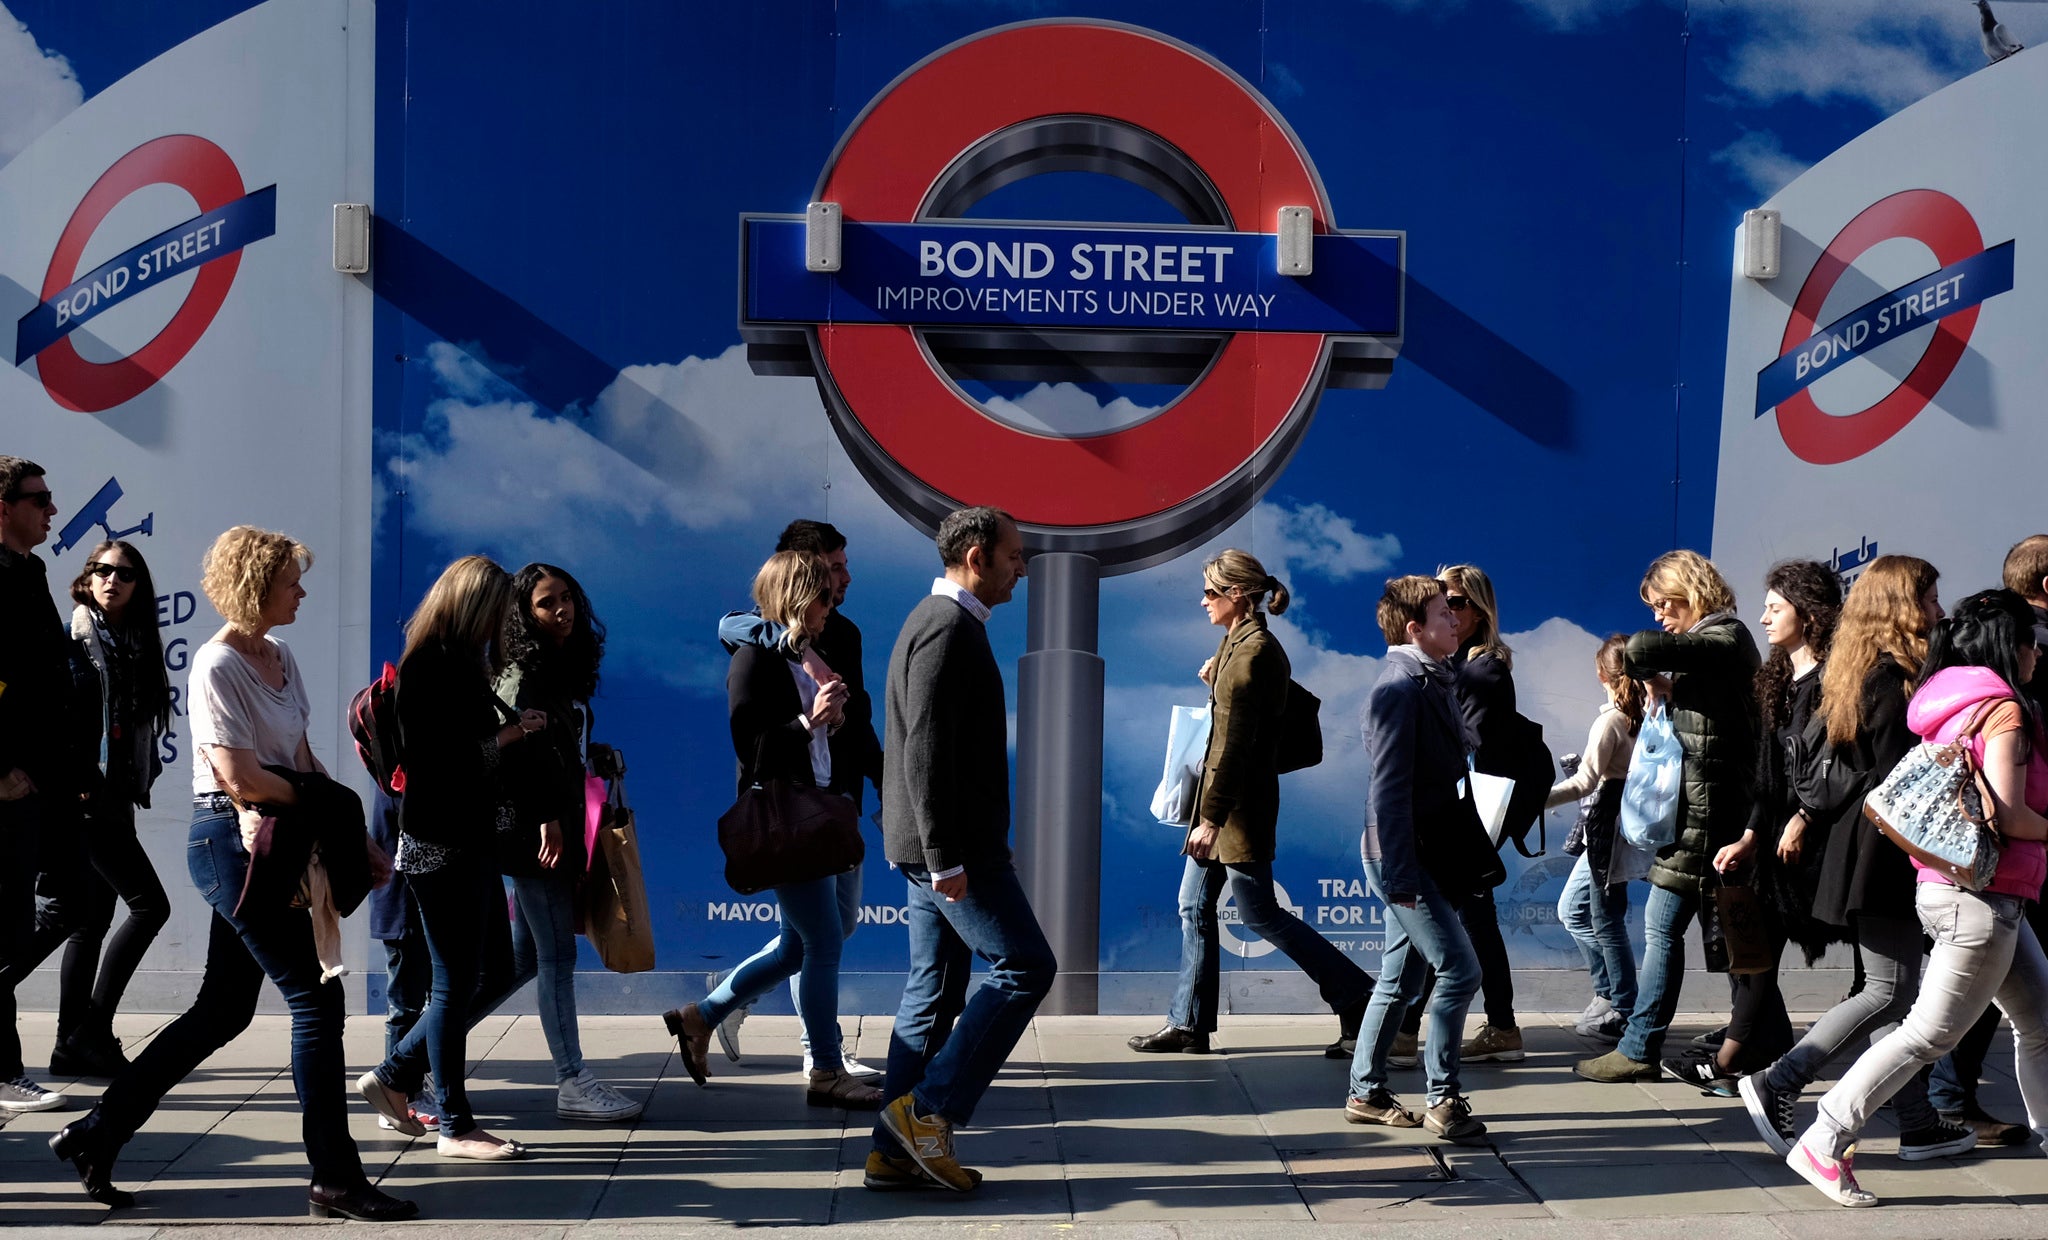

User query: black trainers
[1423,1095,1487,1142]
[1690,1025,1729,1052]
[1738,1073,1798,1156]
[1661,1056,1737,1097]
[1898,1119,1978,1161]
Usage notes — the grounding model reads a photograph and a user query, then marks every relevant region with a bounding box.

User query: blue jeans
[509,867,584,1083]
[732,864,863,1054]
[1168,856,1370,1033]
[699,874,848,1071]
[870,861,1054,1149]
[1349,861,1481,1106]
[375,850,518,1137]
[95,806,367,1189]
[1620,882,1700,1063]
[1558,854,1636,1014]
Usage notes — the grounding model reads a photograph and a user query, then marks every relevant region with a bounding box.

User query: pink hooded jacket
[1906,666,2048,900]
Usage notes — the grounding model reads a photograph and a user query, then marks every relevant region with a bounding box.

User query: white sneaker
[803,1052,883,1080]
[710,971,749,1063]
[556,1069,644,1122]
[0,1075,66,1113]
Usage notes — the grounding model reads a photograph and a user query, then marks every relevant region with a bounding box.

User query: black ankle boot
[308,1182,420,1221]
[50,1031,129,1080]
[50,1110,134,1209]
[1127,1024,1212,1053]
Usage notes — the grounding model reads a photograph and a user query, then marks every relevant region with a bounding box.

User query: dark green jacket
[1625,616,1761,897]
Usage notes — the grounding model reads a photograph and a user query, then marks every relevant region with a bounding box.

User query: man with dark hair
[868,506,1052,1193]
[712,517,886,1075]
[1345,575,1492,1142]
[0,457,74,1113]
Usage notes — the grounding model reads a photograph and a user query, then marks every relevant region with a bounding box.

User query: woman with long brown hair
[1738,555,1975,1161]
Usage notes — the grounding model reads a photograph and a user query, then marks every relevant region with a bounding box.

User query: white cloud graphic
[978,381,1162,436]
[1710,130,1813,199]
[0,3,82,169]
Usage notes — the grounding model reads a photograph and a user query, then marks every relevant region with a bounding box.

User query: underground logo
[15,134,277,413]
[740,20,1404,571]
[1754,189,2014,466]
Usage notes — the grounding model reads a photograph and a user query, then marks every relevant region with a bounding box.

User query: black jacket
[1746,667,1841,962]
[235,766,375,918]
[393,640,509,852]
[881,594,1010,873]
[1452,646,1517,769]
[0,546,75,791]
[728,644,825,794]
[1811,654,1920,927]
[719,608,884,808]
[1626,617,1762,898]
[493,660,587,879]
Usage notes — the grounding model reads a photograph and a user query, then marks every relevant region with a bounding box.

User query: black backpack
[1275,679,1323,774]
[1484,711,1555,858]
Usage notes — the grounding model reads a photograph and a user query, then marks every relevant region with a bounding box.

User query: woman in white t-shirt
[49,527,416,1222]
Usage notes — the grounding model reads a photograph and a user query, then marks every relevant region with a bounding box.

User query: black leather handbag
[716,728,863,895]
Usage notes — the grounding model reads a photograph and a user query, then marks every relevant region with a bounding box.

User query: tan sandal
[807,1068,883,1110]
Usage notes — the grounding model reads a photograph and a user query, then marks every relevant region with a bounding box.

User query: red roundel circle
[1774,189,1984,466]
[816,22,1331,528]
[36,134,250,413]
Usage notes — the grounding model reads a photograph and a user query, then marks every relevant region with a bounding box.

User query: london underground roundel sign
[1753,189,2014,467]
[741,20,1405,572]
[14,134,278,413]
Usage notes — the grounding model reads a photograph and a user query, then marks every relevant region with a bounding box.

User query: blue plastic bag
[1620,705,1683,850]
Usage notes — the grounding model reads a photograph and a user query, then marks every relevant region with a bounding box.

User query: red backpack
[349,662,405,796]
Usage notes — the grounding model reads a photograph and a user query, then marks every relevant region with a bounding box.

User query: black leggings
[43,799,171,1042]
[1723,927,1796,1071]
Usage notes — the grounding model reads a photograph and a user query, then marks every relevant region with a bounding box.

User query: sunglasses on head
[1445,594,1471,611]
[87,562,138,583]
[4,489,53,509]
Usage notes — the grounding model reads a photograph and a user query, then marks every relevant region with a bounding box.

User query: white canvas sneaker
[556,1069,643,1122]
[0,1075,66,1113]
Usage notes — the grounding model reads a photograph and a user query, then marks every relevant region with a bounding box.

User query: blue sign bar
[15,185,279,365]
[743,217,1402,336]
[1755,239,2015,417]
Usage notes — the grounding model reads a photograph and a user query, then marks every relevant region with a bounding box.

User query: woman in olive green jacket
[1577,550,1760,1083]
[1128,550,1371,1056]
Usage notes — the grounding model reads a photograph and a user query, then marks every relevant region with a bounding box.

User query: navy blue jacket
[1362,647,1492,901]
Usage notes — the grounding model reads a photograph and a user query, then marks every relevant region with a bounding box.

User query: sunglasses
[4,489,53,509]
[1445,594,1471,612]
[87,562,139,583]
[1202,586,1227,600]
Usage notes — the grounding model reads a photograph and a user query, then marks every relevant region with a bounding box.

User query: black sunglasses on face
[1445,594,1471,611]
[4,490,53,509]
[88,562,138,583]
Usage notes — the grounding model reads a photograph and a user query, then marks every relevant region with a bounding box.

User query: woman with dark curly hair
[1669,561,1841,1092]
[494,563,640,1123]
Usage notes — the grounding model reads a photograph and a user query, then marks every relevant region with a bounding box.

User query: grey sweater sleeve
[896,622,963,873]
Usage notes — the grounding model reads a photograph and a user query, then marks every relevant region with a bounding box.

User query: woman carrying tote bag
[662,551,879,1110]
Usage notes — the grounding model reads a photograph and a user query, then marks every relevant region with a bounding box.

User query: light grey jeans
[1811,884,2048,1157]
[1763,911,1938,1130]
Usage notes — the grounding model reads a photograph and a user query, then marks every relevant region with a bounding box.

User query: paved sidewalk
[1,1009,2043,1236]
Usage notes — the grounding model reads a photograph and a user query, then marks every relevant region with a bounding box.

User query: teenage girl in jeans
[1789,590,2048,1207]
[1548,635,1644,1043]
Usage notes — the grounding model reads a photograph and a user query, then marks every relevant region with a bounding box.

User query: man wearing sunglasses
[0,457,78,1113]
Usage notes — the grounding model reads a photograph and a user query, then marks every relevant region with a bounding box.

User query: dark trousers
[374,850,516,1137]
[1725,927,1796,1071]
[95,806,366,1189]
[1399,887,1517,1035]
[0,795,56,1076]
[381,891,431,1063]
[38,799,171,1044]
[872,861,1054,1148]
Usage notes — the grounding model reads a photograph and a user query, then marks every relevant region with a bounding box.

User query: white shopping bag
[1471,767,1516,845]
[1149,704,1211,827]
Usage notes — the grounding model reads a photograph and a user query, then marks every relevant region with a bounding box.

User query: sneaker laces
[1769,1085,1798,1136]
[7,1076,47,1097]
[1439,1095,1473,1121]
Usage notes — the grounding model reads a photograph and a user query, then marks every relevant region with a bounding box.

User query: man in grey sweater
[869,507,1054,1194]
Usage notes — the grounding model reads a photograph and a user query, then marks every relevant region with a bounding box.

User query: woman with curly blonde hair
[52,528,418,1220]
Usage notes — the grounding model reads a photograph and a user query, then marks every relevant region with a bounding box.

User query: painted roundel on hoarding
[740,20,1405,572]
[14,134,277,413]
[1755,189,2015,466]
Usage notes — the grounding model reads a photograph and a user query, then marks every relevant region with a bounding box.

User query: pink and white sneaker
[1787,1133,1877,1207]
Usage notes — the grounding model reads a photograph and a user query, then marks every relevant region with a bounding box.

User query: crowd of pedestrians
[1,450,2045,1217]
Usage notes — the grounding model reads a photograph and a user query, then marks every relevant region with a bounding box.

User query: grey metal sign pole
[1014,552,1104,1016]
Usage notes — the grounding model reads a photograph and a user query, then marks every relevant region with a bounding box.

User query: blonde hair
[1639,549,1736,616]
[402,555,516,673]
[751,551,833,652]
[1377,574,1444,646]
[200,526,312,631]
[1820,555,1939,745]
[1439,563,1512,669]
[1204,548,1289,615]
